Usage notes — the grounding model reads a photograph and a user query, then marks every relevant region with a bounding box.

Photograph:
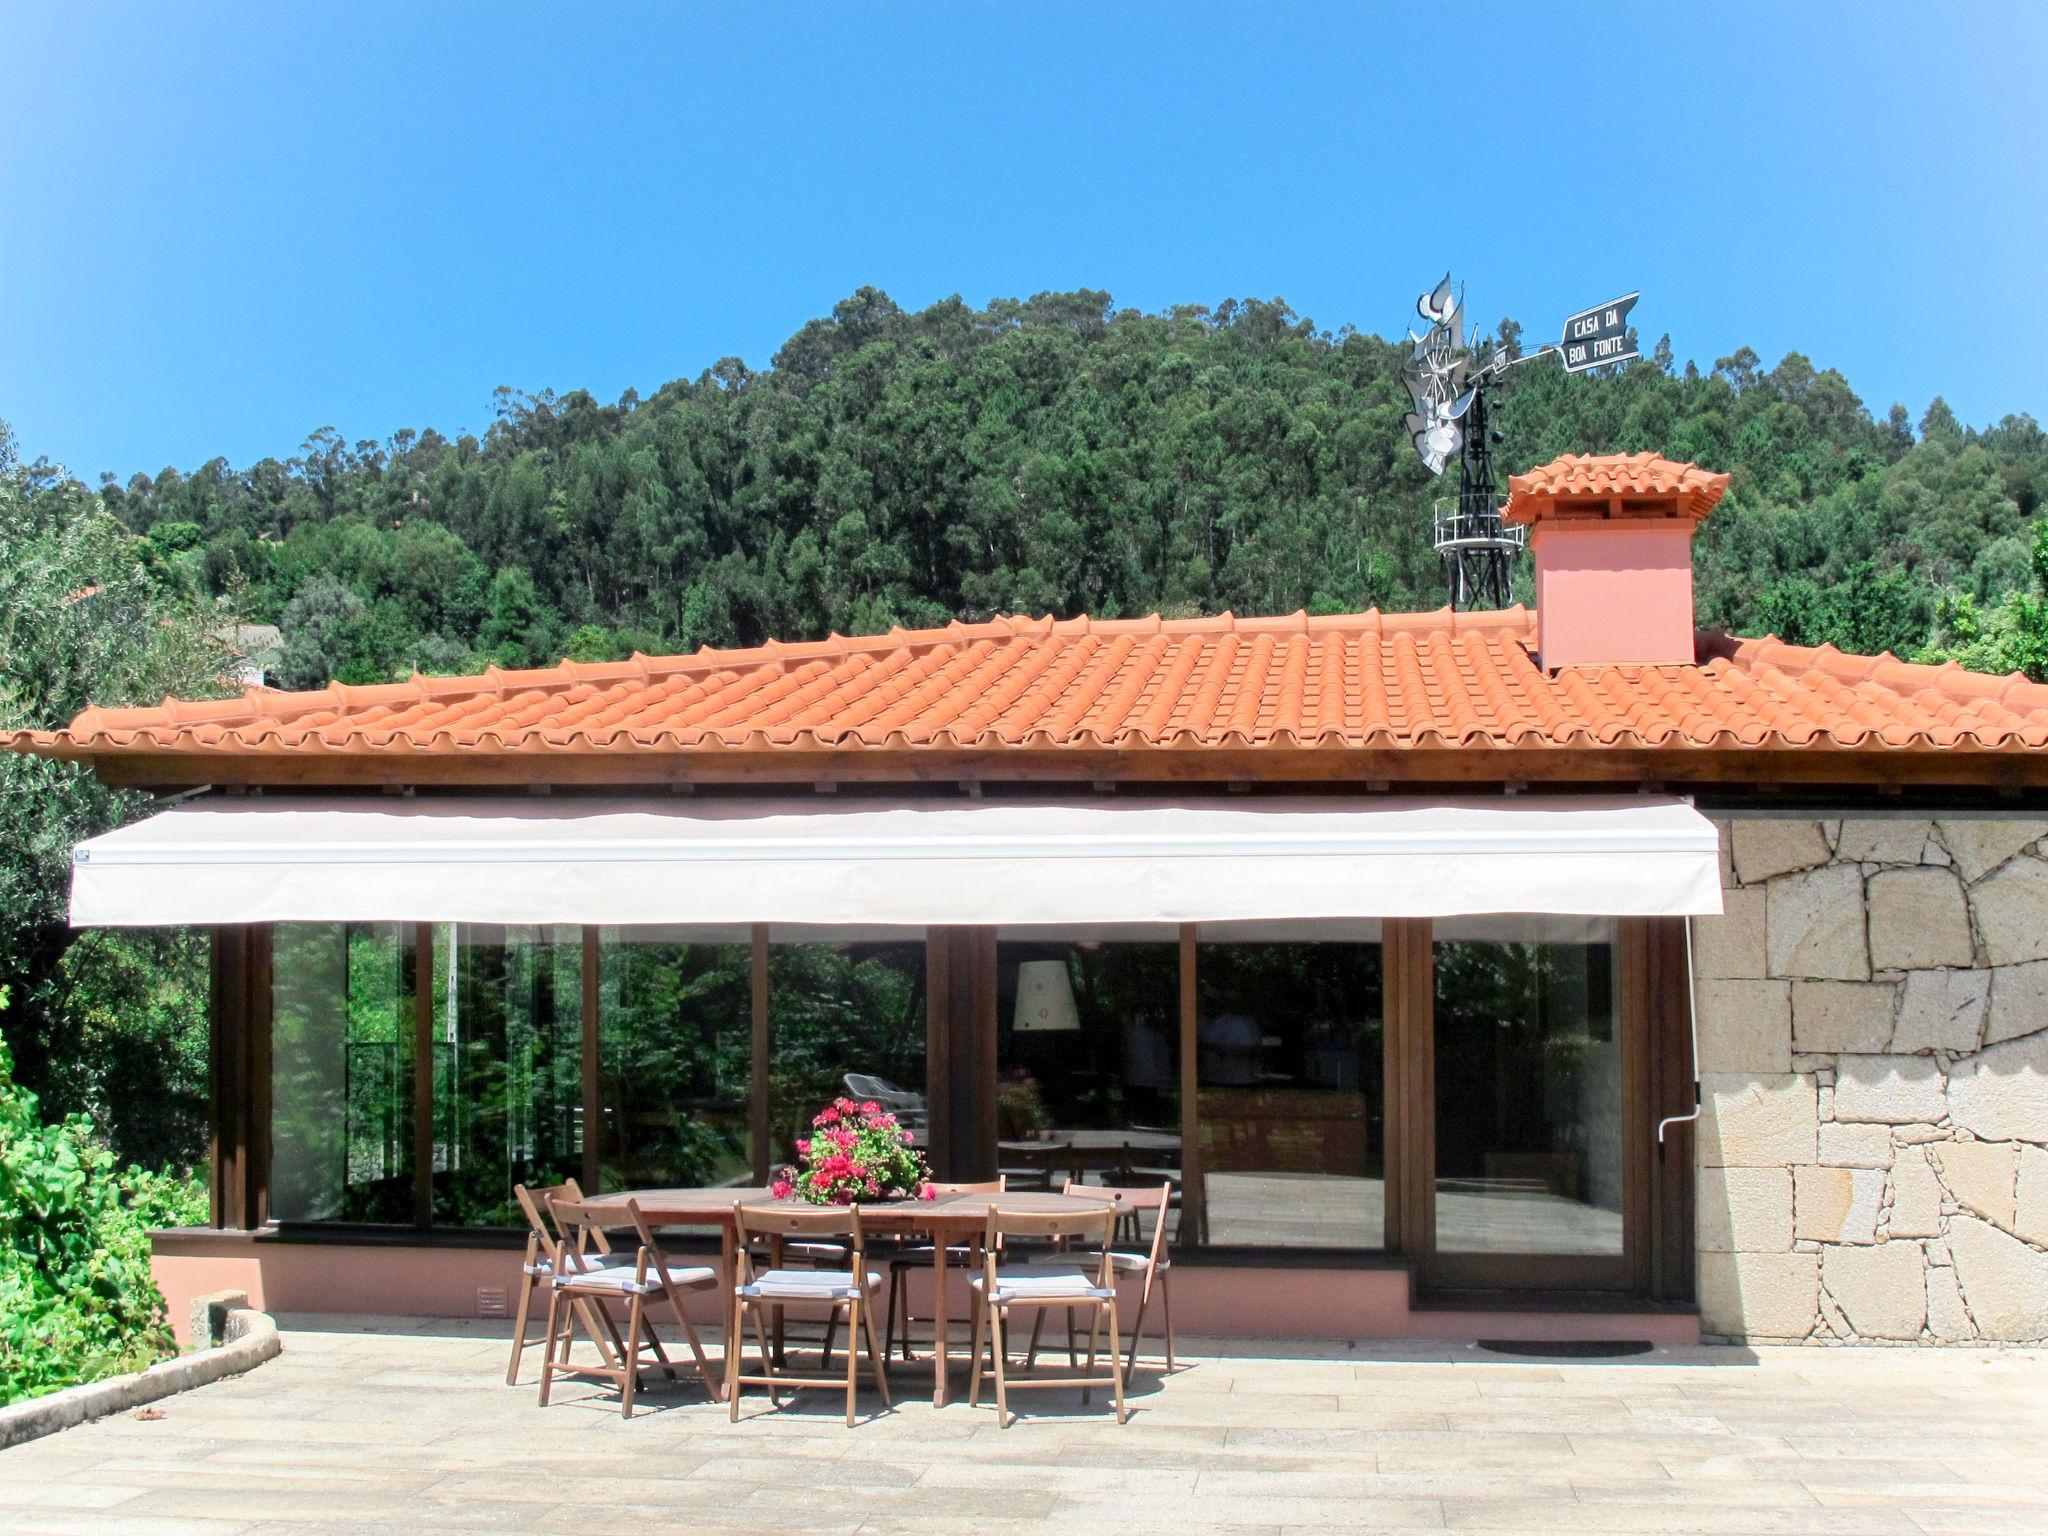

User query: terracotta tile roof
[1504,452,1730,524]
[16,607,2048,764]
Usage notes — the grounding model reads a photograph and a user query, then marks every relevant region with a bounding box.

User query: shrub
[0,1003,179,1405]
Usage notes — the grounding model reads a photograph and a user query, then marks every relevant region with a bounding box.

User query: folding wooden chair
[883,1178,1004,1363]
[969,1204,1127,1427]
[508,1179,617,1386]
[538,1196,719,1418]
[1050,1180,1176,1372]
[726,1203,892,1427]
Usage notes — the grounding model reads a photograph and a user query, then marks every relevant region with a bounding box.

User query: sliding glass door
[1427,918,1630,1282]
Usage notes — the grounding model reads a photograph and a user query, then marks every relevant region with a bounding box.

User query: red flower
[861,1100,881,1114]
[769,1178,793,1200]
[816,1106,840,1125]
[795,1138,811,1157]
[919,1182,936,1201]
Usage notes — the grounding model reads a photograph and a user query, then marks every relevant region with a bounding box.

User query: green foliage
[0,1000,180,1405]
[77,294,2044,689]
[1752,561,1932,657]
[0,418,233,1155]
[1921,519,2048,682]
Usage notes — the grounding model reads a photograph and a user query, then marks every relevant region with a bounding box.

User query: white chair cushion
[556,1263,715,1295]
[1078,1250,1167,1274]
[737,1267,883,1301]
[972,1266,1114,1303]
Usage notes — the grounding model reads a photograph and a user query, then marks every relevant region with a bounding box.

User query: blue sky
[2,2,2043,481]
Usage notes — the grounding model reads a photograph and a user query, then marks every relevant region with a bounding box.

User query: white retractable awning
[68,794,1722,928]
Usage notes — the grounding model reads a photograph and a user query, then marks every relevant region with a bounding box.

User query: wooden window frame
[227,913,1692,1300]
[941,914,1682,1293]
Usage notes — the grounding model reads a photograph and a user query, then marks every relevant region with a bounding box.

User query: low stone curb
[0,1306,280,1450]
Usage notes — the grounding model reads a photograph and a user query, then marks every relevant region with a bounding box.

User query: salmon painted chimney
[1502,452,1730,670]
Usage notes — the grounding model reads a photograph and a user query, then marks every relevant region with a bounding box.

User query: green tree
[1,423,234,1146]
[1921,519,2048,682]
[275,572,366,690]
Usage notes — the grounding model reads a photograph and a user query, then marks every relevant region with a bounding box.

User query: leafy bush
[0,994,180,1405]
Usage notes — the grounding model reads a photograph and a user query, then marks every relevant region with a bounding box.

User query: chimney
[1502,452,1730,669]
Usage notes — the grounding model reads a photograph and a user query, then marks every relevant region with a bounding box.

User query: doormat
[1477,1339,1655,1358]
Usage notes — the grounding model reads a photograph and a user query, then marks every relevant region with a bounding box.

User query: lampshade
[1013,959,1081,1033]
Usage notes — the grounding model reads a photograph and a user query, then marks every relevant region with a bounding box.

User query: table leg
[930,1236,949,1407]
[715,1224,735,1402]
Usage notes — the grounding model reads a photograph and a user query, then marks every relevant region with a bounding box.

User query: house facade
[14,452,2048,1346]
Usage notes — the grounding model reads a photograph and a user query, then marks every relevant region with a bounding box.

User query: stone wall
[1694,816,2048,1344]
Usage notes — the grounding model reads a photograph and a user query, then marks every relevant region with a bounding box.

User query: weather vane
[1402,278,1640,609]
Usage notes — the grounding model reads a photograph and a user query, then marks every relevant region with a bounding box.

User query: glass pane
[270,923,413,1224]
[430,924,584,1227]
[768,938,926,1167]
[1433,918,1623,1255]
[1195,938,1383,1248]
[995,939,1180,1197]
[598,932,752,1190]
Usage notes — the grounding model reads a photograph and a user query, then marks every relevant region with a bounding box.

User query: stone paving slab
[1,1318,2045,1536]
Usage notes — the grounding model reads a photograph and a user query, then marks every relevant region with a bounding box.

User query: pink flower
[795,1138,811,1157]
[861,1100,881,1114]
[900,1130,915,1145]
[769,1178,793,1200]
[816,1106,840,1125]
[919,1182,936,1201]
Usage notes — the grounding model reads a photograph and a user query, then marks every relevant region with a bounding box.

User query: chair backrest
[1063,1180,1172,1269]
[734,1201,866,1248]
[981,1204,1117,1288]
[929,1178,1006,1196]
[548,1195,661,1284]
[515,1178,608,1265]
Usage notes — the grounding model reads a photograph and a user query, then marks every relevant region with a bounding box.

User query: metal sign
[1559,293,1640,372]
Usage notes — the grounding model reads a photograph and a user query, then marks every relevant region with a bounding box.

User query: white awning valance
[68,795,1723,928]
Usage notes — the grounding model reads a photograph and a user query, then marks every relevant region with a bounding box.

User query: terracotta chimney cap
[1503,451,1730,526]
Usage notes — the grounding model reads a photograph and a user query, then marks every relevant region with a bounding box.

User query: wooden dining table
[582,1186,1110,1406]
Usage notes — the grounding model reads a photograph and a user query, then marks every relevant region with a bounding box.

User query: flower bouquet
[772,1096,933,1204]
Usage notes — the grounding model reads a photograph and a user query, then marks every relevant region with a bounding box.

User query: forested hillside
[88,288,2048,688]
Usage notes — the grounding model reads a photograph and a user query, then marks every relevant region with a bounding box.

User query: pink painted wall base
[152,1232,1699,1348]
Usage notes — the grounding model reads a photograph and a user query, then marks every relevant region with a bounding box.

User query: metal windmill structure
[1401,276,1640,610]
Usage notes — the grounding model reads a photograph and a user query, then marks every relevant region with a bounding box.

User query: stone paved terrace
[4,1318,2047,1536]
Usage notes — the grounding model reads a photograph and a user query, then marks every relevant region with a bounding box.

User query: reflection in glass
[270,923,414,1224]
[598,933,751,1190]
[430,924,583,1228]
[767,938,926,1166]
[1195,938,1383,1249]
[1433,919,1622,1255]
[994,939,1180,1196]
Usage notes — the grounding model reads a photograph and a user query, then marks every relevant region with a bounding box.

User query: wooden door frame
[1402,916,1662,1294]
[208,924,271,1231]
